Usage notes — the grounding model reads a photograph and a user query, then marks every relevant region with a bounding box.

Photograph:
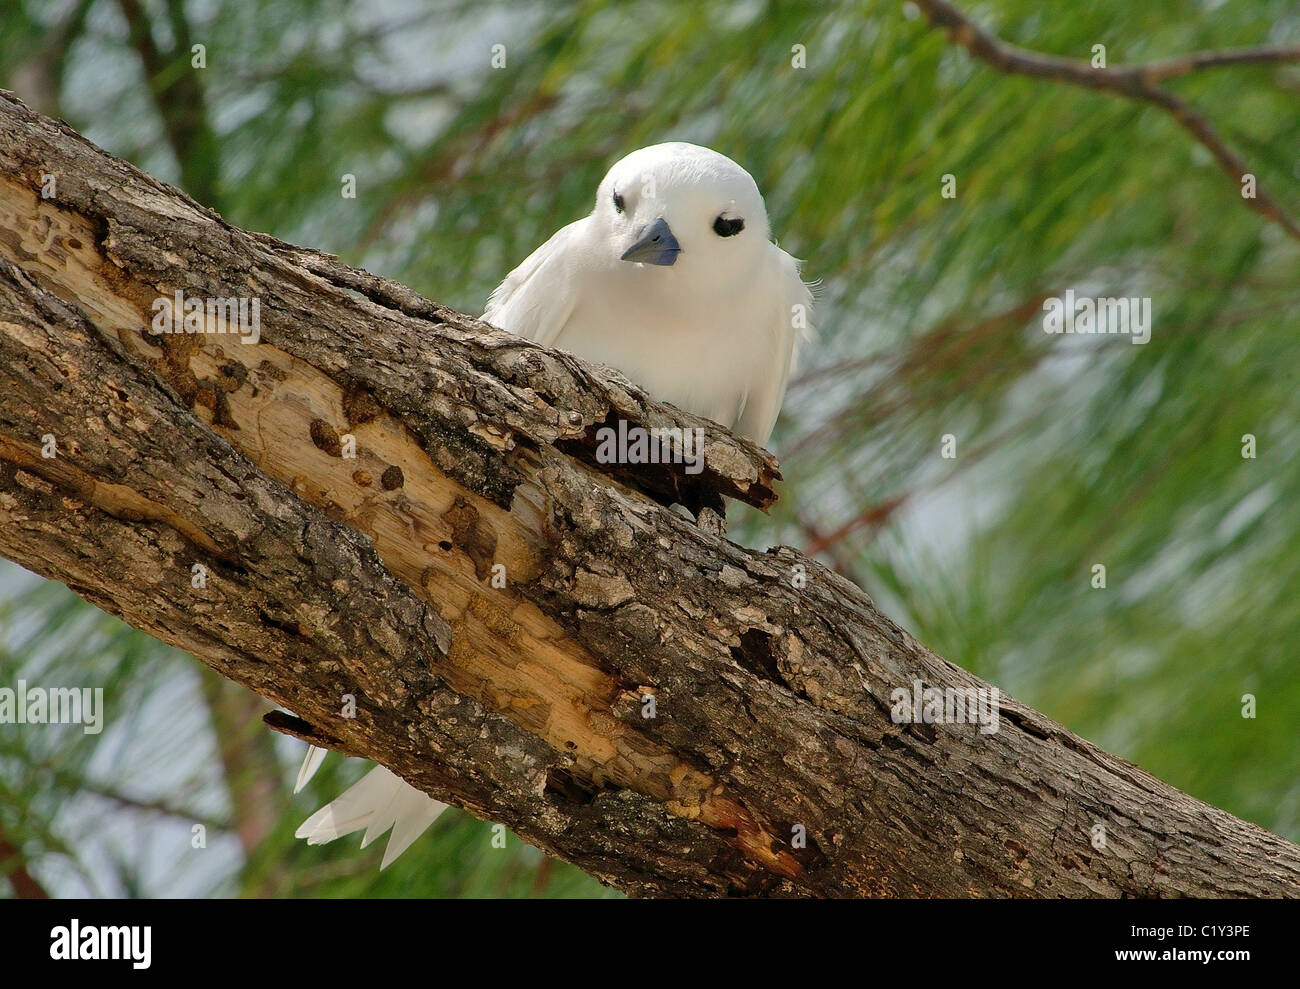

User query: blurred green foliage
[0,0,1296,896]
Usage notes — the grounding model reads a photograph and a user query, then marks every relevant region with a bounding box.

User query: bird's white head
[593,142,772,288]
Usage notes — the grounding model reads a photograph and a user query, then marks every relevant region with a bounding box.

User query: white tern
[294,142,812,866]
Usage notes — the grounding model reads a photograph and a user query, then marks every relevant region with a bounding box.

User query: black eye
[613,191,625,213]
[713,215,744,237]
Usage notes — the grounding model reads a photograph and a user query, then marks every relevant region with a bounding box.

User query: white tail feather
[295,764,448,868]
[294,745,327,793]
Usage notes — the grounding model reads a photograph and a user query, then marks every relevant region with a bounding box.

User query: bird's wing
[734,246,813,446]
[483,219,586,348]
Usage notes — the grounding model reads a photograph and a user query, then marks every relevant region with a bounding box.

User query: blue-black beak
[620,217,681,266]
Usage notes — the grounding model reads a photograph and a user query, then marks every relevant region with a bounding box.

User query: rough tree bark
[1,91,1296,897]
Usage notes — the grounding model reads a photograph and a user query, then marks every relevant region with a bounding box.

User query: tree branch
[1136,44,1300,82]
[116,0,220,205]
[1,91,1297,896]
[913,0,1300,240]
[0,827,49,899]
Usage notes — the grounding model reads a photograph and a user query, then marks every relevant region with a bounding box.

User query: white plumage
[295,762,448,870]
[294,143,811,867]
[486,142,811,446]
